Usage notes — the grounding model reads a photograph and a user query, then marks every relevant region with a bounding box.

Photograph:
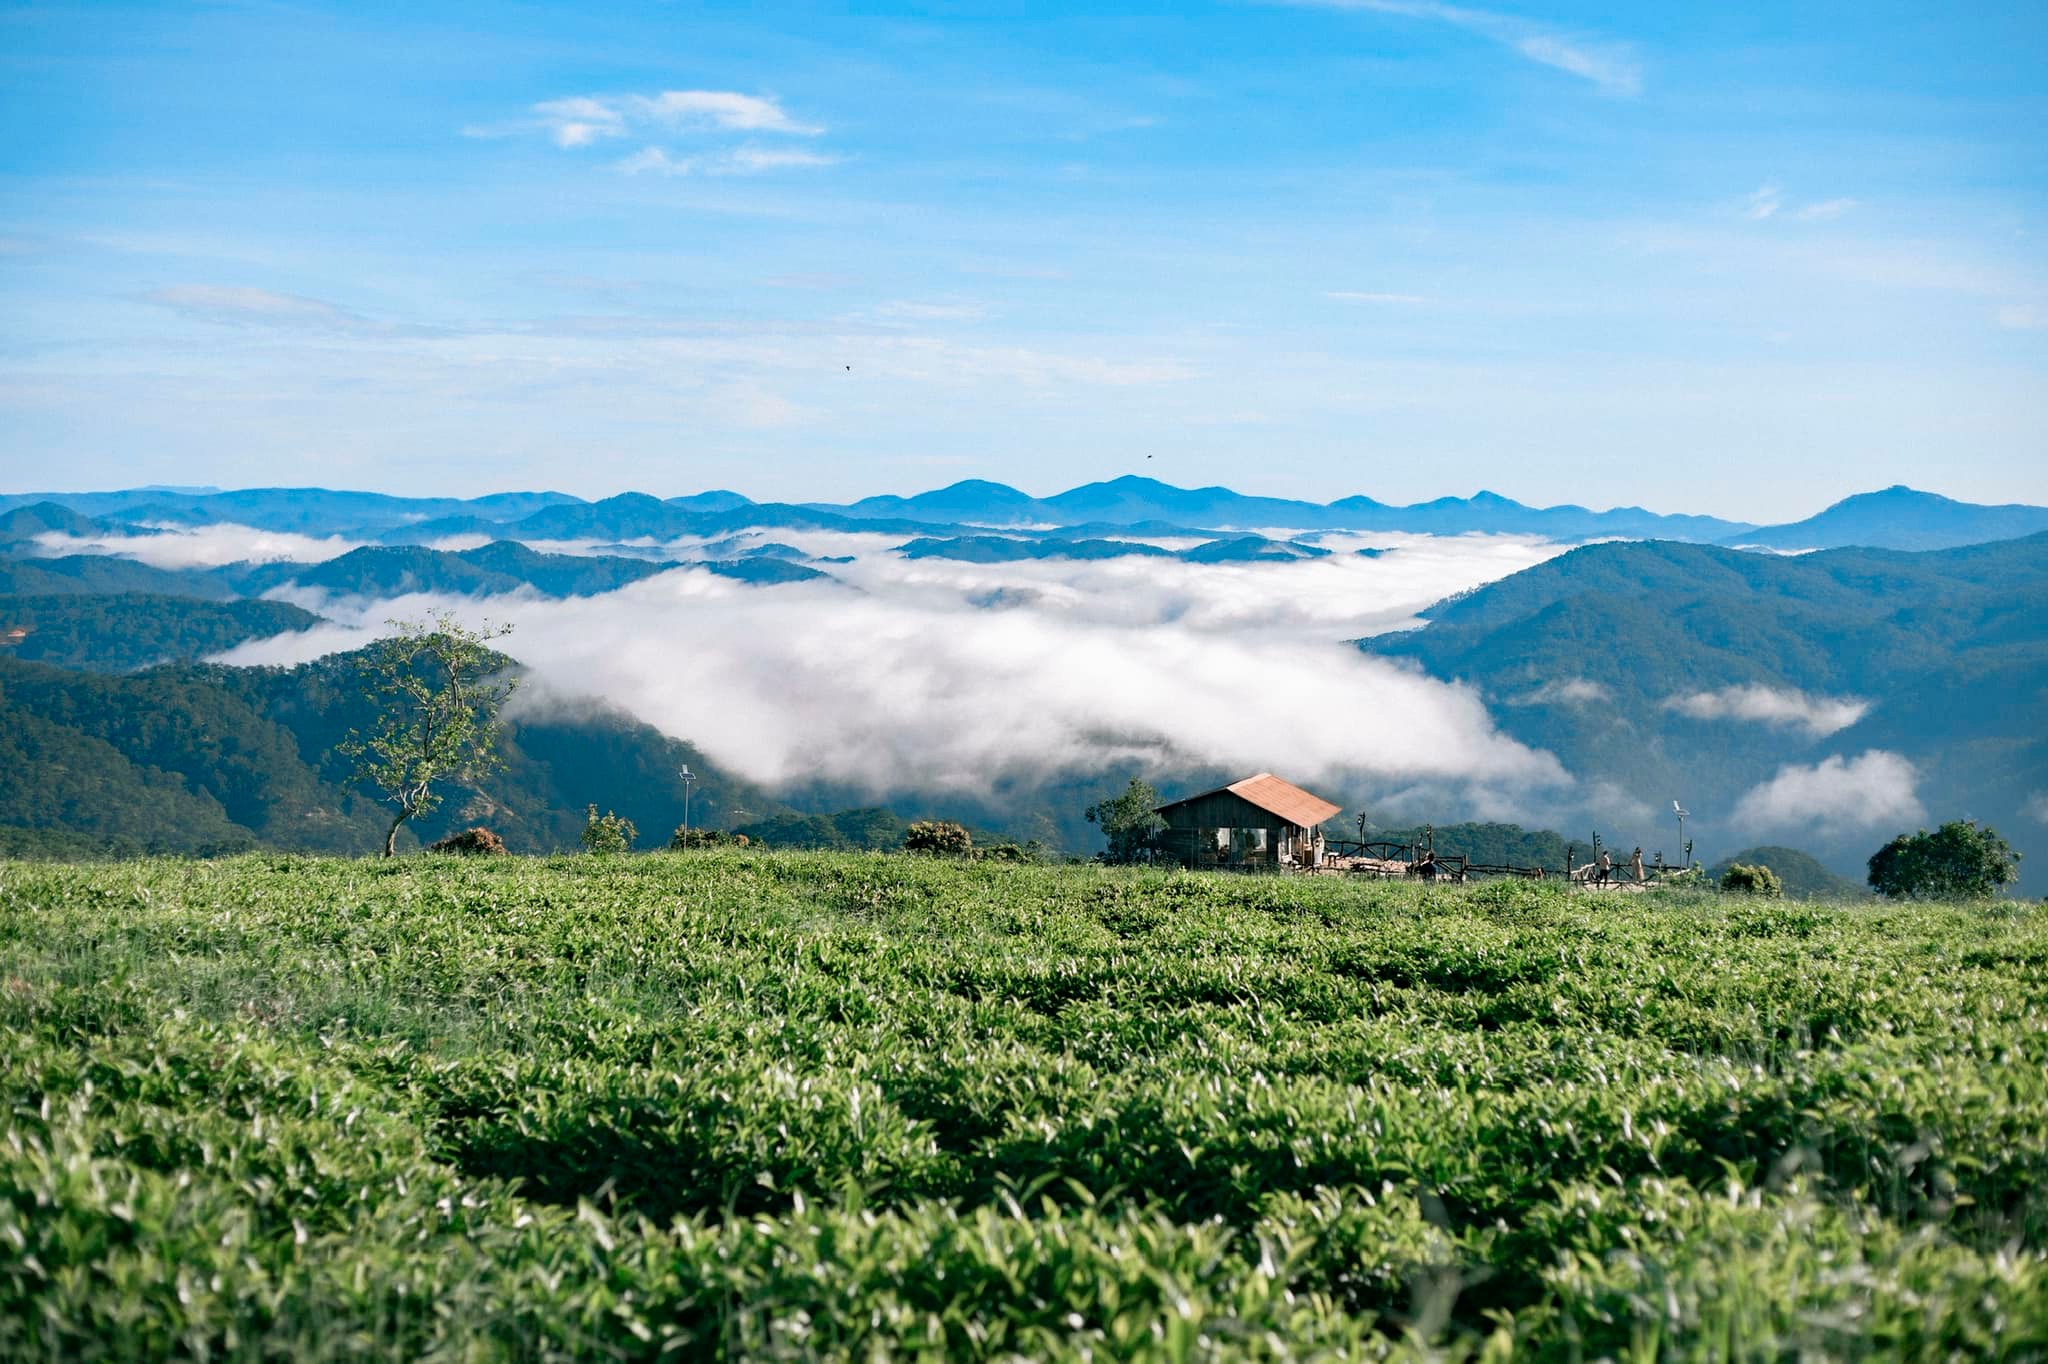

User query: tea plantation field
[4,853,2045,1360]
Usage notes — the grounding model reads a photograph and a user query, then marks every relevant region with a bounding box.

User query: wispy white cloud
[632,90,822,135]
[468,89,824,149]
[1282,0,1643,96]
[1795,198,1857,222]
[1998,304,2045,330]
[1507,677,1611,707]
[1732,750,1923,838]
[1743,183,1783,221]
[527,96,626,148]
[138,285,448,339]
[615,145,839,177]
[1327,290,1429,304]
[1739,185,1860,225]
[874,299,989,323]
[34,523,360,568]
[1663,684,1869,738]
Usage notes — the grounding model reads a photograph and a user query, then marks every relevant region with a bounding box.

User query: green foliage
[1364,534,2048,892]
[903,818,972,855]
[827,806,913,850]
[670,826,748,850]
[338,613,516,856]
[1085,777,1166,863]
[0,655,357,851]
[1720,862,1783,896]
[1869,820,2022,900]
[734,807,916,851]
[1373,822,1574,870]
[977,839,1046,863]
[580,805,637,854]
[0,592,323,672]
[0,643,842,856]
[2,856,2044,1358]
[0,551,234,600]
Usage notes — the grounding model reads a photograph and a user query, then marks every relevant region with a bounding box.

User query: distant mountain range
[1365,531,2048,890]
[9,478,2045,552]
[1724,485,2048,552]
[897,533,1332,564]
[0,538,829,603]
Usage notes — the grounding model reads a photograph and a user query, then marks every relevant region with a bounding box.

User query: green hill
[231,542,686,599]
[1708,845,1866,898]
[0,650,792,856]
[0,593,322,671]
[1366,533,2048,890]
[0,553,234,599]
[1368,821,1575,870]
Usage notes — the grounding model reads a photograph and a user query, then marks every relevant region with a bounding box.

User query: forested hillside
[0,593,322,671]
[1367,533,2048,887]
[0,651,793,856]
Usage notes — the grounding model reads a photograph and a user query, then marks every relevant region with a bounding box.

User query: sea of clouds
[32,524,361,568]
[28,509,1916,843]
[57,515,1921,850]
[215,529,1577,811]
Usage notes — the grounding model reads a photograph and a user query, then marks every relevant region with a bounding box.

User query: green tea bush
[2,853,2043,1359]
[1720,861,1783,896]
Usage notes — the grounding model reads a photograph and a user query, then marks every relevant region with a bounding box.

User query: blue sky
[2,0,2043,515]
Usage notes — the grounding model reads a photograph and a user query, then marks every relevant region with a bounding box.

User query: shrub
[670,827,749,851]
[1720,862,1782,896]
[580,805,637,854]
[903,819,972,856]
[1868,820,2020,900]
[426,827,508,856]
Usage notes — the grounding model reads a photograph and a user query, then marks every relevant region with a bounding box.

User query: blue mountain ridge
[4,480,2044,551]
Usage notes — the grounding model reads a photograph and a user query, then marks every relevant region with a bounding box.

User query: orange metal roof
[1155,772,1342,828]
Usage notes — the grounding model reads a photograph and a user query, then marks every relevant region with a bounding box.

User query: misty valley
[2,476,2044,893]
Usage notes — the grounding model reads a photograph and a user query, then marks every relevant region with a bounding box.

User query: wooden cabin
[1154,773,1341,870]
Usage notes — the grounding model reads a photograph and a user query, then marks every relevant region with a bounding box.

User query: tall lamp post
[679,764,695,840]
[1672,800,1688,865]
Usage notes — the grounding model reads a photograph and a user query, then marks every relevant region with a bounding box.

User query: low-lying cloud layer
[220,532,1574,803]
[1663,683,1870,738]
[1731,750,1924,838]
[34,523,363,569]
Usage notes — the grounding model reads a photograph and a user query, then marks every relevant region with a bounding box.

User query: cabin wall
[1157,791,1320,869]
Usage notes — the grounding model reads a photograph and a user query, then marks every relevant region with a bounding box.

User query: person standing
[1632,846,1645,883]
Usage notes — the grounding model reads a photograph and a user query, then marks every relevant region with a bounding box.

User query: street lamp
[679,764,695,838]
[1672,800,1688,863]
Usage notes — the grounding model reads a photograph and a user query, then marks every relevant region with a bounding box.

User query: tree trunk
[384,810,408,858]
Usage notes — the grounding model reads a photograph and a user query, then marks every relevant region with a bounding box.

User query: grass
[2,851,2045,1360]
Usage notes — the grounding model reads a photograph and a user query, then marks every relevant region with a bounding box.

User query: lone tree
[1867,819,2020,900]
[340,613,516,857]
[581,806,637,854]
[1086,777,1166,864]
